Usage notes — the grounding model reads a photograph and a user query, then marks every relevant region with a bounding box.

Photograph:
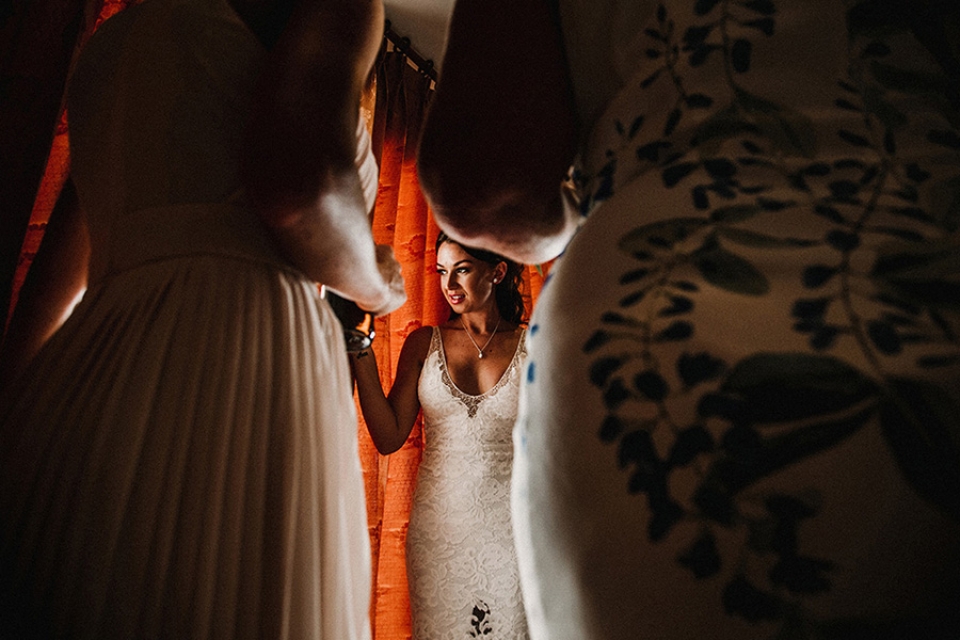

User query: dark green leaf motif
[731,39,753,73]
[634,370,670,400]
[717,227,816,249]
[663,161,698,187]
[590,356,628,387]
[745,0,776,15]
[723,576,782,622]
[654,320,694,341]
[717,353,878,423]
[709,204,763,223]
[618,218,709,254]
[694,0,721,16]
[692,246,769,295]
[677,351,725,387]
[669,425,715,466]
[871,240,960,310]
[678,530,722,578]
[880,378,960,519]
[582,0,960,634]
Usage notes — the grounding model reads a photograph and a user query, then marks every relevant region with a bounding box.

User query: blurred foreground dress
[512,1,960,638]
[0,0,377,636]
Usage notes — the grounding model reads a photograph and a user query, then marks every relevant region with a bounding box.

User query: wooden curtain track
[383,20,438,82]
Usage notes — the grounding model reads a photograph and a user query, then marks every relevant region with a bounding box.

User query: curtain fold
[2,13,548,640]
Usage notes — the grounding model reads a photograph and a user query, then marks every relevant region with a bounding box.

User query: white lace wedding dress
[407,326,529,639]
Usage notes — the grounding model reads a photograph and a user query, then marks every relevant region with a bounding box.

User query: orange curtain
[4,13,548,640]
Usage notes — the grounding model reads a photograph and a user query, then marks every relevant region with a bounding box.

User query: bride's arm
[351,326,433,454]
[416,0,581,265]
[241,0,405,316]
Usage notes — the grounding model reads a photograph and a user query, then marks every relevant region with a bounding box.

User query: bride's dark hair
[436,231,526,325]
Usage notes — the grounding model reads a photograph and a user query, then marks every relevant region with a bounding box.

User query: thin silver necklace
[459,316,501,359]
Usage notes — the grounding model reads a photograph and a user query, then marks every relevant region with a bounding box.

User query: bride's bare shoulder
[401,325,436,358]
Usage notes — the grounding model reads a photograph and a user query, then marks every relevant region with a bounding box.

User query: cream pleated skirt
[0,205,371,639]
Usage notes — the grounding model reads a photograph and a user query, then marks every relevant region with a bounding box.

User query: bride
[351,231,531,639]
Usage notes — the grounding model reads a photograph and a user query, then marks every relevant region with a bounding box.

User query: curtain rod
[383,20,438,82]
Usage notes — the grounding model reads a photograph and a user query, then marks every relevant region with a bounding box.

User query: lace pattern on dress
[408,325,531,638]
[433,326,527,418]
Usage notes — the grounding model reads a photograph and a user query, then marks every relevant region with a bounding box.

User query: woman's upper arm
[387,326,434,433]
[416,0,580,263]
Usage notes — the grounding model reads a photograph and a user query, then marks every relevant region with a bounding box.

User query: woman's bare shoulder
[407,325,435,340]
[401,325,435,358]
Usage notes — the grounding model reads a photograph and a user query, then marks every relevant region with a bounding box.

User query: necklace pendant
[460,316,501,362]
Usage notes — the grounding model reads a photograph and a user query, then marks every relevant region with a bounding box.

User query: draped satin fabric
[4,6,548,639]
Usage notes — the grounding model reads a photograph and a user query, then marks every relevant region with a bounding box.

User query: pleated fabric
[0,227,371,639]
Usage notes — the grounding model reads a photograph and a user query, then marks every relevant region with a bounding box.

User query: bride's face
[436,241,498,314]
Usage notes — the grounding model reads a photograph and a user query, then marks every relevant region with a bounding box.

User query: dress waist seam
[88,200,306,286]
